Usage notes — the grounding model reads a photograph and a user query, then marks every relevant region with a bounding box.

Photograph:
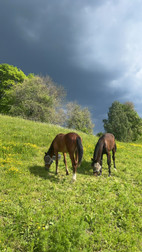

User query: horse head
[44,153,53,170]
[91,158,101,176]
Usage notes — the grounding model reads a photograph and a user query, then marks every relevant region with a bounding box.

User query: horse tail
[76,136,83,165]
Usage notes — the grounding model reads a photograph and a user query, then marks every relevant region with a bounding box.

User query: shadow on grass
[77,160,93,176]
[29,161,114,181]
[78,160,117,178]
[29,165,60,182]
[29,159,94,181]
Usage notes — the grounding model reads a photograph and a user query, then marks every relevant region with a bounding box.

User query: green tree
[123,102,142,141]
[66,102,94,134]
[0,76,66,125]
[0,63,27,99]
[103,101,142,142]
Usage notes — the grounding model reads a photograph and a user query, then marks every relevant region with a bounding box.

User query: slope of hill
[0,115,141,251]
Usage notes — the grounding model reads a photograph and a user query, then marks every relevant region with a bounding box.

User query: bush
[0,76,66,125]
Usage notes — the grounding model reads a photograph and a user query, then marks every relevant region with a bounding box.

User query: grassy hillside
[0,115,141,252]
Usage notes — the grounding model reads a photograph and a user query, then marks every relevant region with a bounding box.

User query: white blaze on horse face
[94,162,101,172]
[72,173,76,181]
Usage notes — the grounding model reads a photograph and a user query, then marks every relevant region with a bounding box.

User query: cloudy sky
[1,0,142,133]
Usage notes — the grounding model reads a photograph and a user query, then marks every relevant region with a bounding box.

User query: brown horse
[44,132,83,181]
[91,133,117,176]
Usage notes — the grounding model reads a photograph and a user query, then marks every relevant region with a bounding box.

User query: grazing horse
[44,132,83,181]
[91,133,116,176]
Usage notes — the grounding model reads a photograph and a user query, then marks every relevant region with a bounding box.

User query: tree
[0,64,95,133]
[123,102,142,141]
[0,63,27,99]
[0,76,66,125]
[103,101,142,142]
[103,101,130,141]
[66,102,94,134]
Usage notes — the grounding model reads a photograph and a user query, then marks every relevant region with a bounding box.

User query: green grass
[0,114,141,252]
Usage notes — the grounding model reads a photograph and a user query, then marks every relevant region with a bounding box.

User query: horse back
[53,132,81,153]
[103,133,116,151]
[53,133,68,153]
[65,132,81,152]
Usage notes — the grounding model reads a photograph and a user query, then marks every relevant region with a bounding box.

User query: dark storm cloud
[1,0,142,133]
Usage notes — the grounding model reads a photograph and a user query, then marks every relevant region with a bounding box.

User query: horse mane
[47,140,54,156]
[93,137,104,162]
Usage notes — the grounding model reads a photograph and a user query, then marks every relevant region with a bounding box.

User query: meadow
[0,114,141,252]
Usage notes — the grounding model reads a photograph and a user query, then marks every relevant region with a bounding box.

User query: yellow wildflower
[8,167,19,173]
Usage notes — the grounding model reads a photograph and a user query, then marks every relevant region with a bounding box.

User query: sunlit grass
[0,114,141,251]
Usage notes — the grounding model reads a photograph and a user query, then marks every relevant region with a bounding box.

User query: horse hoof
[72,173,76,181]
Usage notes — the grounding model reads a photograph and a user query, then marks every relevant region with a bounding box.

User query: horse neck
[93,141,104,162]
[47,141,54,157]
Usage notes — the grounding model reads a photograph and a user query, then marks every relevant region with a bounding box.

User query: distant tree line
[0,64,94,134]
[1,64,142,141]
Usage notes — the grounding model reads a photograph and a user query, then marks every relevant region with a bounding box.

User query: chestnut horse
[91,133,117,176]
[44,132,83,181]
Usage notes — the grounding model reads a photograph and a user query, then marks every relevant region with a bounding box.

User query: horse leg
[75,149,78,164]
[99,154,103,175]
[63,153,69,175]
[112,149,116,169]
[55,152,59,175]
[107,153,111,176]
[69,152,77,181]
